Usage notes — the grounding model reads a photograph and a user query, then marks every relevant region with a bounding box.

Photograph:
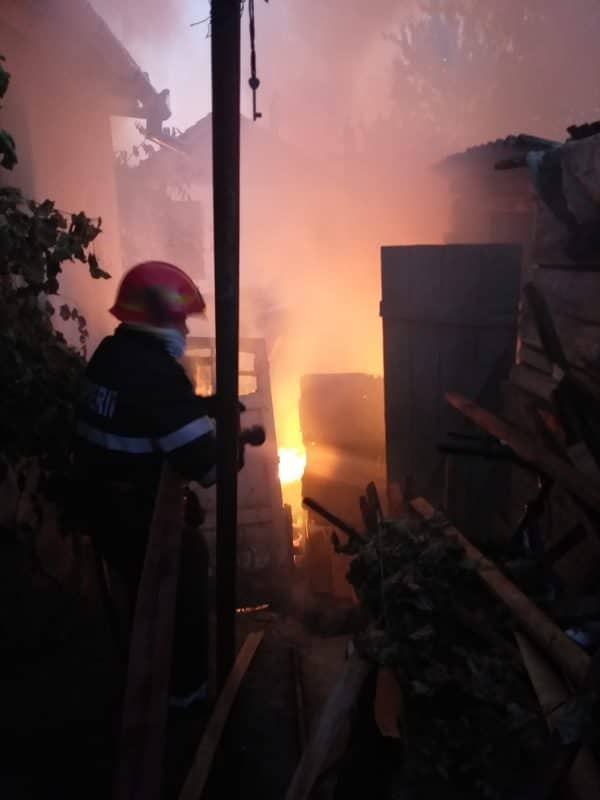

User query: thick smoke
[91,0,212,137]
[90,0,189,44]
[91,1,600,465]
[245,0,600,461]
[257,1,405,152]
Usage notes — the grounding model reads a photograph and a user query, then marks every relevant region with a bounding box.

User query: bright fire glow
[278,447,307,485]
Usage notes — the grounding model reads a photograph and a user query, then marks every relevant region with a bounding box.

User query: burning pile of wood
[346,514,545,798]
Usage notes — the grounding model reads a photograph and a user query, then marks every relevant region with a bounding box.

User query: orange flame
[278,447,307,485]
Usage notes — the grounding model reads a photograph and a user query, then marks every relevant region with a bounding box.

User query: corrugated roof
[436,134,559,174]
[5,0,170,120]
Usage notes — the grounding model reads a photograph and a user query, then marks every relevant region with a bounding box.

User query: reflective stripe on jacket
[74,325,216,487]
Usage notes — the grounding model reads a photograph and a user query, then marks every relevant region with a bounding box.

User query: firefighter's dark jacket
[74,325,216,490]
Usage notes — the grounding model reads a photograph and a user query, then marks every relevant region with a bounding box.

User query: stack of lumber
[502,180,600,587]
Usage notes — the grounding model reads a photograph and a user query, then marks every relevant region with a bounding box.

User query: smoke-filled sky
[91,0,212,137]
[94,1,600,153]
[91,0,600,451]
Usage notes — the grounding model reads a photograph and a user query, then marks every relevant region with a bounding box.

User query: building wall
[1,7,125,352]
[442,169,534,265]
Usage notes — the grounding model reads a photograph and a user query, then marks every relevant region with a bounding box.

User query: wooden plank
[522,285,600,413]
[178,631,264,800]
[114,463,184,800]
[516,634,600,800]
[535,268,600,325]
[382,316,413,487]
[445,392,600,512]
[381,244,520,513]
[542,525,588,566]
[510,363,557,402]
[523,282,569,371]
[437,308,479,529]
[520,311,600,368]
[285,652,372,800]
[517,343,553,375]
[410,497,590,686]
[465,338,516,536]
[411,323,444,500]
[516,295,600,473]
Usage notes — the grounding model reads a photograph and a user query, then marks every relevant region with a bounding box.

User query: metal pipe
[211,0,241,688]
[302,497,366,542]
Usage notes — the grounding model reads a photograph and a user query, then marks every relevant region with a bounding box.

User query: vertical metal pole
[211,0,241,688]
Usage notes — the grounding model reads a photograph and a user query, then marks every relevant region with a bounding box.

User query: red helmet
[110,261,206,325]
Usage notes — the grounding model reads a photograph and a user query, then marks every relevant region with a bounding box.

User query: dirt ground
[163,609,353,799]
[0,528,358,799]
[0,536,120,799]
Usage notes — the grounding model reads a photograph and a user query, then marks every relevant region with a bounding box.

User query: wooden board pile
[346,514,545,799]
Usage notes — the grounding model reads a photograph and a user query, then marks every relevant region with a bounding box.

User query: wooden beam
[114,463,184,800]
[523,282,569,372]
[445,392,600,511]
[178,631,264,800]
[285,652,372,800]
[410,497,590,687]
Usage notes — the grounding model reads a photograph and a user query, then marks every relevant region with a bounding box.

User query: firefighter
[74,260,221,709]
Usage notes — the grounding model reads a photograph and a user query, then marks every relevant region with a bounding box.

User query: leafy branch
[0,55,17,169]
[0,53,111,478]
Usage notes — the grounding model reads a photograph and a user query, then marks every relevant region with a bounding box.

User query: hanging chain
[248,0,268,121]
[192,0,268,120]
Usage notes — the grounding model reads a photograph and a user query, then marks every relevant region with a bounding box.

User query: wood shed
[380,243,521,540]
[500,129,600,593]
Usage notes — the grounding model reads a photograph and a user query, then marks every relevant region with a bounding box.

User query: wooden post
[410,497,590,687]
[114,463,184,800]
[211,0,242,687]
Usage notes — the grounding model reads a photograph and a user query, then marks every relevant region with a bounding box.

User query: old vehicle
[183,336,292,606]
